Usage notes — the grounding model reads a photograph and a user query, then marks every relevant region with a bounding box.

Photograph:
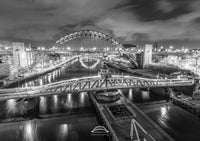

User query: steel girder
[56,30,124,50]
[0,76,194,100]
[44,76,194,94]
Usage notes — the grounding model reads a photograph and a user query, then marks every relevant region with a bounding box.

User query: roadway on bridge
[0,75,194,100]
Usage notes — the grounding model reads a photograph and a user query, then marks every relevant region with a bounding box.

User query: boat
[95,90,121,103]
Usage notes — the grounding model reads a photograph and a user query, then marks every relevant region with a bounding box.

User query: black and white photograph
[0,0,200,141]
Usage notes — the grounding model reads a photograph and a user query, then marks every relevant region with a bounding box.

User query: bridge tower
[143,44,152,68]
[12,42,28,68]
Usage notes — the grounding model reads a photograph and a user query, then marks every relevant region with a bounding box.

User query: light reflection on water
[161,106,167,118]
[23,121,39,141]
[58,124,71,141]
[79,58,100,69]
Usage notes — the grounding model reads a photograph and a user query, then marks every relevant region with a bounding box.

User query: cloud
[157,0,176,13]
[0,0,126,43]
[96,0,200,43]
[0,0,200,48]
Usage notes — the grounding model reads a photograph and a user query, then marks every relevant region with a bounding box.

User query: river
[0,57,200,141]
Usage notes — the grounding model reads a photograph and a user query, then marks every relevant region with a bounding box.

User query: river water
[0,57,200,141]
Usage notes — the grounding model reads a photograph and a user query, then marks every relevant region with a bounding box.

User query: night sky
[0,0,200,48]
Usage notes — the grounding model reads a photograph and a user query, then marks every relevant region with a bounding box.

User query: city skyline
[0,0,200,48]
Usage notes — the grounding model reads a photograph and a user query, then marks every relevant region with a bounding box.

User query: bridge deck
[90,93,174,141]
[0,75,194,100]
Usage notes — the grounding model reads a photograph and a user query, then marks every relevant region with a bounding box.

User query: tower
[143,44,152,67]
[12,42,27,68]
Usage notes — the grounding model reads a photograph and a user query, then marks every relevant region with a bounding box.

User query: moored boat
[95,90,121,103]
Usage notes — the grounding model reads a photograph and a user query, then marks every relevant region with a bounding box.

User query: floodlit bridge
[0,74,194,100]
[21,30,139,71]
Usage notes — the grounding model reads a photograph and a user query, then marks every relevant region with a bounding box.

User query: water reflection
[58,124,71,141]
[161,107,167,118]
[157,105,170,129]
[79,58,100,69]
[23,121,39,141]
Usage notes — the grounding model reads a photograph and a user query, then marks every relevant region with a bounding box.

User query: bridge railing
[0,75,195,100]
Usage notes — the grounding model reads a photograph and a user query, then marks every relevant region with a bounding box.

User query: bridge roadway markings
[0,75,194,100]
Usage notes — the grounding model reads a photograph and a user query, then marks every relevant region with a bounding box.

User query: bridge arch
[56,30,124,51]
[79,57,100,70]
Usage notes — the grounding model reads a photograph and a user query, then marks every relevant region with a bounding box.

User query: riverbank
[171,95,200,118]
[1,56,77,88]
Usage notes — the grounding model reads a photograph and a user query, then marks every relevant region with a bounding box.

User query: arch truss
[56,30,124,51]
